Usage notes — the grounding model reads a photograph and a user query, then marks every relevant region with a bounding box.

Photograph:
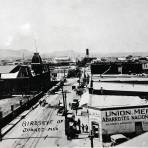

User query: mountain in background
[46,50,83,58]
[91,51,148,58]
[47,50,148,58]
[0,49,148,59]
[0,49,33,59]
[0,49,83,59]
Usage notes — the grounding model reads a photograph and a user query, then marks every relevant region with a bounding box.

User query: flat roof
[92,74,147,78]
[80,91,148,109]
[99,77,148,82]
[1,71,19,78]
[92,74,148,81]
[92,82,148,92]
[0,65,17,73]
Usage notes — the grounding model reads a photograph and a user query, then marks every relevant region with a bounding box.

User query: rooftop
[92,81,148,92]
[0,65,17,73]
[92,74,148,82]
[1,72,19,79]
[80,91,148,109]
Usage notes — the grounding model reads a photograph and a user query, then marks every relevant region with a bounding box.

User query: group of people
[81,123,88,133]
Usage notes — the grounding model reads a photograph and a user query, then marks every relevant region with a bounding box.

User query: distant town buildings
[54,56,72,64]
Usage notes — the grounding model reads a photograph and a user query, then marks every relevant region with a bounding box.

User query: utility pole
[88,130,94,148]
[61,82,68,136]
[0,111,2,141]
[64,69,65,78]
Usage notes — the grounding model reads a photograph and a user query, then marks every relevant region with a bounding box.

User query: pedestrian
[76,109,77,115]
[82,123,84,132]
[39,100,42,106]
[78,118,81,126]
[69,103,71,109]
[85,124,88,133]
[77,118,81,133]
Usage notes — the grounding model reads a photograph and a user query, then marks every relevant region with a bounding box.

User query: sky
[0,0,148,54]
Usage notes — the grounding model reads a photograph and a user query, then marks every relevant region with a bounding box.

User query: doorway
[135,122,143,135]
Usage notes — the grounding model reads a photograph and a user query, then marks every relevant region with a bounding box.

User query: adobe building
[80,91,148,142]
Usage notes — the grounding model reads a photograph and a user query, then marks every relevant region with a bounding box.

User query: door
[135,122,143,135]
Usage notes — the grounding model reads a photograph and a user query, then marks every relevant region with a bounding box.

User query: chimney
[86,49,89,57]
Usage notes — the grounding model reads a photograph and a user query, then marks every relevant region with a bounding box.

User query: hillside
[0,49,33,59]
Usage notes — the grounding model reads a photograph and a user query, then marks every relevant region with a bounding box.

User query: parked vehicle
[110,134,128,146]
[57,104,65,115]
[73,99,79,102]
[71,102,79,110]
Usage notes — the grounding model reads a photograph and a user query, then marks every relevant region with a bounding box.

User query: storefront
[80,92,148,141]
[88,105,148,140]
[101,106,148,135]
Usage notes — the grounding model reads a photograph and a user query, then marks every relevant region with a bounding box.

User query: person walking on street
[85,124,88,133]
[77,118,81,133]
[69,102,71,109]
[82,124,84,132]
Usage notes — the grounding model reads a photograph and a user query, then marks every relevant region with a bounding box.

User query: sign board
[89,108,101,123]
[101,107,148,134]
[142,63,148,70]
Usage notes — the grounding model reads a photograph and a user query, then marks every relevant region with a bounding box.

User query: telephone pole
[61,81,68,136]
[0,111,2,141]
[88,130,94,148]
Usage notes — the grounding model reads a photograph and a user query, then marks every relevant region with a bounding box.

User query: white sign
[101,107,148,134]
[102,107,148,122]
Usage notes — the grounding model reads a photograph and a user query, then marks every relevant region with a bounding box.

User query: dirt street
[0,78,83,148]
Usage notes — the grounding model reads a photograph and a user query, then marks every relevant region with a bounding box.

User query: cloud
[5,35,13,46]
[4,23,33,47]
[20,23,32,36]
[1,0,148,54]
